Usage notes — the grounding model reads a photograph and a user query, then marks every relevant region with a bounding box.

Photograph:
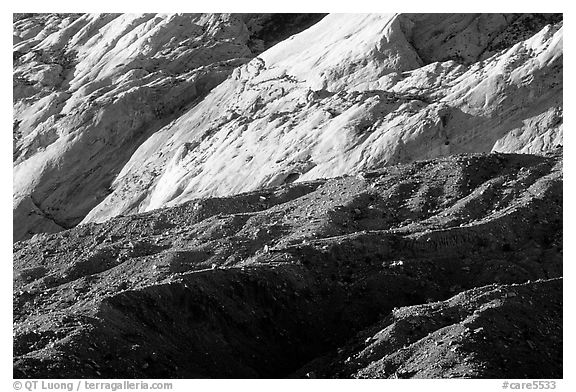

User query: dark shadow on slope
[246,14,328,54]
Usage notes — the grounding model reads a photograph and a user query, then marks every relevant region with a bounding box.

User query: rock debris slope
[13,13,325,241]
[294,278,562,379]
[13,150,562,378]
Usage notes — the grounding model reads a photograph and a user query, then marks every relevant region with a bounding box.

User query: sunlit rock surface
[13,13,562,240]
[13,13,325,241]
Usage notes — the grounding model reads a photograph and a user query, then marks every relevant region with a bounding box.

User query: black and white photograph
[10,6,566,384]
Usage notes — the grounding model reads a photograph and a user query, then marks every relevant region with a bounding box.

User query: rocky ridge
[13,150,562,378]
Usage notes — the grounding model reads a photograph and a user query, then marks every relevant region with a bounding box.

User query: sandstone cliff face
[13,13,562,240]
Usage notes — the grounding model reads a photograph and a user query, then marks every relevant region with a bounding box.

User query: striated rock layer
[13,13,562,241]
[13,150,562,378]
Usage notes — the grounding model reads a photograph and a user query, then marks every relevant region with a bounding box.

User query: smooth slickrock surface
[13,14,562,241]
[13,150,562,378]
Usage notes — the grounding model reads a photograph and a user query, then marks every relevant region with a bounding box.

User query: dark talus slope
[13,150,562,378]
[293,278,562,378]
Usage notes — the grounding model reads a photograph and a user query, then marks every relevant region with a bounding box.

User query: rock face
[13,13,325,241]
[13,150,562,378]
[13,13,562,241]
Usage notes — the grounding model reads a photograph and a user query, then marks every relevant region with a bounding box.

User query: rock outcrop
[13,13,562,241]
[13,150,562,378]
